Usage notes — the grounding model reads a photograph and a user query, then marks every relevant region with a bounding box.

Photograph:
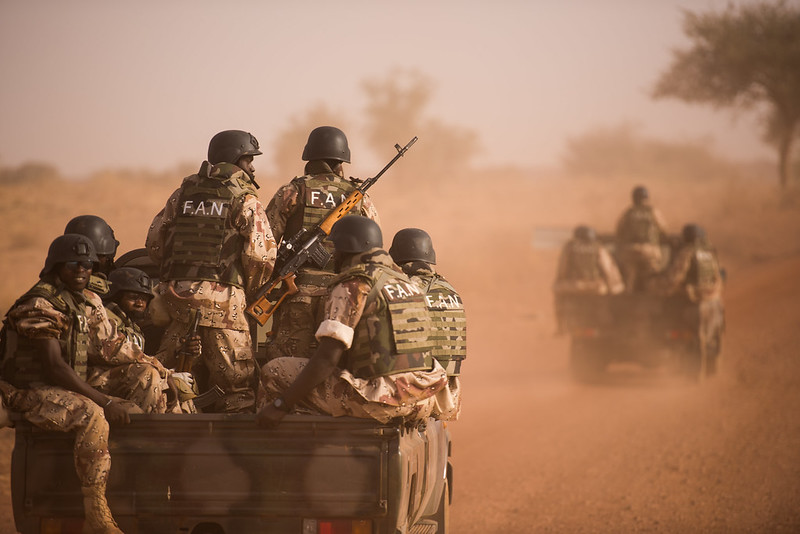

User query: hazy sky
[0,0,773,177]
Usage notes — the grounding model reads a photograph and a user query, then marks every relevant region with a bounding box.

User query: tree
[653,1,800,188]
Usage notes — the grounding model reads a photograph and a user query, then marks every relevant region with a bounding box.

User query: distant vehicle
[555,234,725,382]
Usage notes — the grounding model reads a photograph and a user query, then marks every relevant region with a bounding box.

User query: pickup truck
[554,234,725,382]
[8,247,453,534]
[11,413,451,534]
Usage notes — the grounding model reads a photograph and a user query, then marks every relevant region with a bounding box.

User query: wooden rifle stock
[247,273,299,326]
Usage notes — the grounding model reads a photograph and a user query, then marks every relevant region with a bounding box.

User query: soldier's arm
[360,194,381,226]
[598,246,625,295]
[145,187,181,265]
[653,208,669,238]
[651,247,692,295]
[235,193,278,296]
[264,182,300,245]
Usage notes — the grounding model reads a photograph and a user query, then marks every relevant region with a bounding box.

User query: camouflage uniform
[553,238,625,296]
[615,203,669,292]
[264,161,380,361]
[146,162,277,413]
[399,261,465,421]
[259,250,447,423]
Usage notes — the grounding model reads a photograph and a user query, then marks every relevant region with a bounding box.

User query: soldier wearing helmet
[257,216,448,429]
[146,129,277,413]
[614,185,669,292]
[0,234,181,533]
[389,228,464,421]
[64,214,121,296]
[264,126,381,362]
[650,223,723,303]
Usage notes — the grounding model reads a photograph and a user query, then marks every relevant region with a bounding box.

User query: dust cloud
[1,158,800,532]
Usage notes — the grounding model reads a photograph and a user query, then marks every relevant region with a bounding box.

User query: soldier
[257,216,448,429]
[64,214,121,295]
[264,126,380,361]
[0,234,174,533]
[101,267,198,413]
[615,185,669,292]
[553,225,624,296]
[146,129,277,413]
[389,228,464,421]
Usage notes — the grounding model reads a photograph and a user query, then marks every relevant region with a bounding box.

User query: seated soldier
[64,214,121,296]
[0,234,178,533]
[615,186,669,293]
[389,227,465,421]
[102,266,198,413]
[256,216,448,429]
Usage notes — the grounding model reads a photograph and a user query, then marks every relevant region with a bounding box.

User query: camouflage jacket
[104,302,146,354]
[554,239,624,295]
[650,243,723,301]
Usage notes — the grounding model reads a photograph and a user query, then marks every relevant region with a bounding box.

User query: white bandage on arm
[315,319,355,349]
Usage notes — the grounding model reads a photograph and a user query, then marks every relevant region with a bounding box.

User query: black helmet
[64,215,119,256]
[40,234,98,277]
[105,267,153,303]
[329,216,382,254]
[302,126,351,163]
[682,223,705,243]
[207,130,262,165]
[389,228,436,264]
[632,185,649,205]
[573,225,596,242]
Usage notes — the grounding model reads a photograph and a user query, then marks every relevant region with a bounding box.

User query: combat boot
[81,485,124,534]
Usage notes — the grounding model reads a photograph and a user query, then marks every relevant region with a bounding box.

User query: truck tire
[570,338,607,383]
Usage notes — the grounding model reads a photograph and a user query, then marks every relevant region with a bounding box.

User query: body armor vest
[87,274,110,297]
[162,164,256,287]
[564,240,602,281]
[1,281,90,387]
[339,263,434,379]
[285,174,364,275]
[415,274,466,376]
[105,303,145,352]
[686,246,719,292]
[619,205,660,245]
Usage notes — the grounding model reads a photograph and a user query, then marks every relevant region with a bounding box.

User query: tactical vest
[87,274,110,297]
[339,263,434,379]
[285,174,364,274]
[415,274,467,376]
[105,303,145,352]
[686,246,719,292]
[564,240,602,281]
[1,281,90,388]
[620,205,660,245]
[162,164,256,287]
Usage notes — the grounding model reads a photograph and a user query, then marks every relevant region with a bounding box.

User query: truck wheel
[431,479,449,533]
[570,339,606,383]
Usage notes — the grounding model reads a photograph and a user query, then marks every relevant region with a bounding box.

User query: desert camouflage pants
[0,382,141,487]
[258,357,448,424]
[618,244,663,293]
[87,363,168,414]
[264,278,331,362]
[157,322,257,413]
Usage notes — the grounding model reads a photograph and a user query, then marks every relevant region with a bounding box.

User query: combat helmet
[207,130,262,165]
[105,267,153,303]
[681,223,705,243]
[632,185,649,205]
[40,234,99,278]
[329,216,382,254]
[64,215,119,256]
[302,126,351,163]
[573,225,596,242]
[389,228,436,264]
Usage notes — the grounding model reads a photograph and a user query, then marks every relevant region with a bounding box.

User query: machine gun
[246,136,418,326]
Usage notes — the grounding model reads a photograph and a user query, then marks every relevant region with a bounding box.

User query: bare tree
[653,1,800,188]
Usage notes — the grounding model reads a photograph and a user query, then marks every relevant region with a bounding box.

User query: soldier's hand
[181,335,203,360]
[103,398,131,425]
[256,404,286,429]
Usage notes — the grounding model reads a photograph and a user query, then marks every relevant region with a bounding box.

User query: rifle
[246,136,418,326]
[172,309,226,409]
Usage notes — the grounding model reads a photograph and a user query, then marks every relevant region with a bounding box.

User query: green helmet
[104,267,153,303]
[64,215,119,256]
[632,185,649,205]
[207,130,262,165]
[389,228,436,264]
[329,216,382,254]
[302,126,351,163]
[682,223,705,243]
[40,234,98,278]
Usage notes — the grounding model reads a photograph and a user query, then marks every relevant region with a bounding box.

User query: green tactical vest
[285,174,364,274]
[338,263,434,379]
[687,246,719,292]
[162,164,256,288]
[620,205,660,245]
[564,240,602,281]
[1,281,91,387]
[87,274,110,297]
[415,274,467,376]
[105,303,145,352]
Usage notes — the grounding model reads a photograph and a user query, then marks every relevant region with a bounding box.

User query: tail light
[302,518,372,534]
[40,517,84,534]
